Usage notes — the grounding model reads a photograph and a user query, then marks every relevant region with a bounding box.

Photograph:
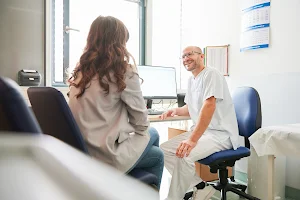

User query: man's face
[182,48,203,71]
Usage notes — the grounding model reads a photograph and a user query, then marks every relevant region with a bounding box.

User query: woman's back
[67,16,163,189]
[69,67,150,172]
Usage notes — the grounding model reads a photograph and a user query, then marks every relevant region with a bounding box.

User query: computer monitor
[137,65,177,99]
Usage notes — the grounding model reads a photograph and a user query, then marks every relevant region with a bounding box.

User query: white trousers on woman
[160,131,232,200]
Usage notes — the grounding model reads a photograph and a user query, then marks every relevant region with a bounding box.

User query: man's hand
[176,139,197,158]
[159,108,177,120]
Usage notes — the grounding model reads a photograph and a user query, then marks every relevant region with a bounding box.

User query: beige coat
[68,67,150,173]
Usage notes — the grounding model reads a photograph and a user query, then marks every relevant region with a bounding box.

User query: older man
[160,46,239,200]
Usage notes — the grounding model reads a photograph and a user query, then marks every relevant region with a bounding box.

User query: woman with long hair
[68,16,164,189]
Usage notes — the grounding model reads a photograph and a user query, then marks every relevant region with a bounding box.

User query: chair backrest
[27,87,88,153]
[232,87,262,147]
[0,77,42,133]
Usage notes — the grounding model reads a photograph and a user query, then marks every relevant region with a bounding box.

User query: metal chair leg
[221,189,227,200]
[231,183,247,192]
[228,186,261,200]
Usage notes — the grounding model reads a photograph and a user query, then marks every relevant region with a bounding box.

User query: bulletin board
[204,45,229,76]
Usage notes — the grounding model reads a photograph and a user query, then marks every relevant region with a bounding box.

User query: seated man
[160,46,239,200]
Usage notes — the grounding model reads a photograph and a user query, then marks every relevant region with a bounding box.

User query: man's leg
[161,131,201,200]
[160,132,232,200]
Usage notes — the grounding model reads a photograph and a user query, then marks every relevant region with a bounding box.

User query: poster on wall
[204,45,229,76]
[240,0,270,52]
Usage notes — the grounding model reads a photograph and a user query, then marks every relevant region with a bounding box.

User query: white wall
[0,0,45,84]
[148,0,300,189]
[202,0,300,189]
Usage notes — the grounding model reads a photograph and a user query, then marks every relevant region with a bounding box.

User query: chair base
[184,168,261,200]
[183,182,259,200]
[212,167,260,200]
[208,182,260,200]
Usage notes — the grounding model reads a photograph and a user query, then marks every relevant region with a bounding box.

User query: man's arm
[176,97,216,158]
[159,105,190,120]
[175,105,190,116]
[189,97,216,142]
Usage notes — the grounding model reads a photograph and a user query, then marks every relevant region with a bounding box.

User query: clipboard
[204,45,229,76]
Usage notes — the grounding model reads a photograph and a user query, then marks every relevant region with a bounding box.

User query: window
[150,0,212,90]
[51,0,143,85]
[150,0,186,90]
[52,0,64,83]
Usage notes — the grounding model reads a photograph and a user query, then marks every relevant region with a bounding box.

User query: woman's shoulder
[125,64,138,78]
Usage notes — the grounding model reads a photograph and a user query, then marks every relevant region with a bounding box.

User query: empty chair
[27,87,159,187]
[28,87,88,152]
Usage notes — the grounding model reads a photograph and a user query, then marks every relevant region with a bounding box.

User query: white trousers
[160,131,232,200]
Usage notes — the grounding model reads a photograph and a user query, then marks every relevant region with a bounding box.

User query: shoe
[192,185,216,200]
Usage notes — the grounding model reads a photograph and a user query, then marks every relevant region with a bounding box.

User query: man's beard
[185,62,196,71]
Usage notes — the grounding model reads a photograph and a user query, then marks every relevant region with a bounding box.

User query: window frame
[50,0,146,86]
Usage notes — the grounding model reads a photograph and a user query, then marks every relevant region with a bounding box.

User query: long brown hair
[69,16,135,98]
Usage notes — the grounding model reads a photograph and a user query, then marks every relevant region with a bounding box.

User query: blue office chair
[0,77,42,133]
[27,87,159,188]
[184,87,262,200]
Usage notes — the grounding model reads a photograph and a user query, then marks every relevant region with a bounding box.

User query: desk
[148,115,190,122]
[249,124,300,200]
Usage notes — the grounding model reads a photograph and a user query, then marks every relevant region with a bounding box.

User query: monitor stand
[146,99,153,109]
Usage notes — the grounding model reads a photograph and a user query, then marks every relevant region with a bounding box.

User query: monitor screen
[137,65,177,99]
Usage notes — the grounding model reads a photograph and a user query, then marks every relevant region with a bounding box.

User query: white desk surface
[148,115,190,122]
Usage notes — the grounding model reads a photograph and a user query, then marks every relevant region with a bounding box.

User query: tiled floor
[210,192,240,200]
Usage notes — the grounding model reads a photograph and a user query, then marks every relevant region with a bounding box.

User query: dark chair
[27,87,158,187]
[0,77,42,133]
[185,87,262,200]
